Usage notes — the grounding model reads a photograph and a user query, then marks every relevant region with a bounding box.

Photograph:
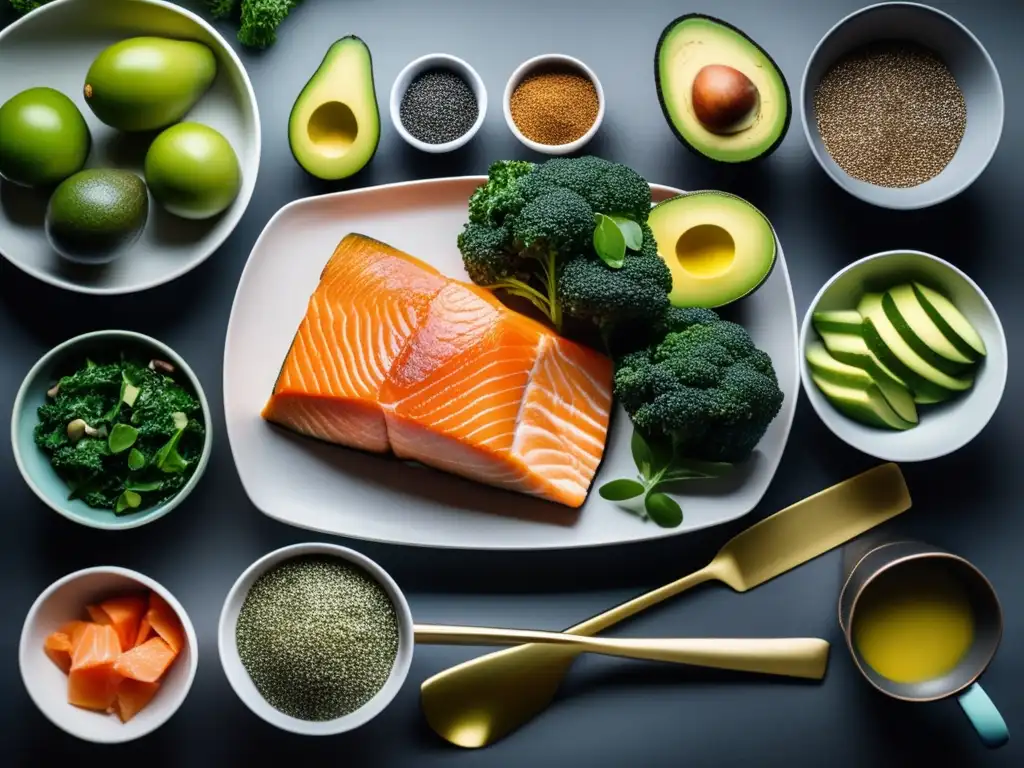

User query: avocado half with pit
[647,191,776,308]
[289,36,380,181]
[655,14,791,163]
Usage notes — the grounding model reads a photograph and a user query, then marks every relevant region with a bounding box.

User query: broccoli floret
[238,0,303,49]
[558,224,671,333]
[614,309,784,463]
[468,160,534,226]
[522,156,652,223]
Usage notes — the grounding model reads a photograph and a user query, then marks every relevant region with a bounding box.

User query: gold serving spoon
[421,463,911,748]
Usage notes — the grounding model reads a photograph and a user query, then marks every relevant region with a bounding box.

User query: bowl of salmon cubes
[19,566,197,743]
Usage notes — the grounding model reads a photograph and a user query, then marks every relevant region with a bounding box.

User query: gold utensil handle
[414,625,830,680]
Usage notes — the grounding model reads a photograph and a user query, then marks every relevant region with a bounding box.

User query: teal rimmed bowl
[11,330,212,529]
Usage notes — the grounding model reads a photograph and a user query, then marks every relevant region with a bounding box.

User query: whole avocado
[0,87,91,188]
[83,36,217,132]
[144,122,241,219]
[45,169,149,264]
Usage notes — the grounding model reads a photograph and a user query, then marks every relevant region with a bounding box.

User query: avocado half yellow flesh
[648,191,776,309]
[655,15,791,163]
[289,36,380,181]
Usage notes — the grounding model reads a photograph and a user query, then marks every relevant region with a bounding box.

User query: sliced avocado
[914,392,949,405]
[882,284,973,374]
[913,282,986,360]
[289,36,380,181]
[858,293,972,400]
[655,14,791,163]
[809,338,917,423]
[648,191,775,308]
[811,374,915,431]
[812,310,863,335]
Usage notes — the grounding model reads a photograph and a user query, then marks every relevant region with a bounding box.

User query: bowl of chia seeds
[801,2,1003,209]
[217,543,414,736]
[390,53,487,154]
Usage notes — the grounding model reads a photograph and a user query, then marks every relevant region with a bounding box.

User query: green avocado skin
[0,87,91,188]
[45,169,149,264]
[84,37,217,132]
[145,122,241,220]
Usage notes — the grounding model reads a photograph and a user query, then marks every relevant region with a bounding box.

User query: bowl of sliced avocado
[799,250,1006,462]
[0,0,260,295]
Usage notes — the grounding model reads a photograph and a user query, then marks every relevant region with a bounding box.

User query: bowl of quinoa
[800,2,1003,209]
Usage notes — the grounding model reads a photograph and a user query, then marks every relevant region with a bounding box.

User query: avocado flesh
[811,374,915,431]
[655,15,790,163]
[289,36,380,181]
[811,310,862,335]
[882,285,973,374]
[913,282,986,359]
[858,293,972,400]
[811,335,917,423]
[45,169,149,264]
[648,191,775,308]
[84,37,216,132]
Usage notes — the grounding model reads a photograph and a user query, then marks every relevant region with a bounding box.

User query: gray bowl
[800,2,1003,210]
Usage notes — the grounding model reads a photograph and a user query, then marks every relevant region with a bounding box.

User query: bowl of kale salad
[11,331,212,530]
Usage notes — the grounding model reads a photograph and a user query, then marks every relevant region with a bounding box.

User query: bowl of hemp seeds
[217,542,414,736]
[504,53,605,155]
[390,53,488,154]
[801,2,1003,210]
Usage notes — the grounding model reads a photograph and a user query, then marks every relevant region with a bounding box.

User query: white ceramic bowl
[19,566,198,744]
[801,2,1003,210]
[11,330,213,530]
[218,542,415,736]
[800,250,1007,461]
[389,53,487,154]
[0,0,261,294]
[503,53,605,155]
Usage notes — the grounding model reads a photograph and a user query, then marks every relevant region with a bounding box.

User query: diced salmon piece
[99,595,147,652]
[113,637,176,683]
[86,605,110,625]
[59,620,90,649]
[44,631,73,673]
[145,592,184,654]
[68,665,122,712]
[115,679,160,723]
[71,623,122,671]
[135,617,152,648]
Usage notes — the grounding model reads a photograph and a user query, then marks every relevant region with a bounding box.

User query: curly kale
[34,356,206,514]
[237,0,303,49]
[8,0,49,12]
[614,308,784,463]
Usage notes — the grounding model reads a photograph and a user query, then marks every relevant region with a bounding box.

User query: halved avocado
[289,37,380,181]
[648,191,775,308]
[655,14,791,163]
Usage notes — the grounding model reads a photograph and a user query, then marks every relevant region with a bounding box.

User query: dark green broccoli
[614,308,784,463]
[458,156,666,335]
[205,0,238,19]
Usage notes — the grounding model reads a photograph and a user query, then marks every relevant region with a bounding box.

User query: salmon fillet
[262,234,613,508]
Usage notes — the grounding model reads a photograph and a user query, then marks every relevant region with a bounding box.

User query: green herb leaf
[598,478,646,501]
[114,490,142,514]
[127,448,146,471]
[665,458,734,480]
[593,214,626,269]
[154,429,189,474]
[630,430,655,478]
[610,215,643,251]
[85,358,96,369]
[108,423,139,454]
[125,479,163,492]
[644,491,683,528]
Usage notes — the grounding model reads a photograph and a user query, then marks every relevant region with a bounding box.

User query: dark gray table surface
[1,0,1020,765]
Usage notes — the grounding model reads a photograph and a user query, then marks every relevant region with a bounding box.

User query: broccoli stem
[536,249,562,331]
[486,279,553,321]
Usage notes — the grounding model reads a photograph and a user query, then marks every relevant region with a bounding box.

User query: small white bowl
[19,566,198,744]
[218,542,415,736]
[799,250,1007,462]
[503,54,605,156]
[389,53,487,154]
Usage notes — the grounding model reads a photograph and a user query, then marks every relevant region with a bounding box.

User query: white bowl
[799,250,1007,461]
[218,542,415,736]
[19,566,198,744]
[389,53,487,154]
[0,0,261,295]
[503,53,605,156]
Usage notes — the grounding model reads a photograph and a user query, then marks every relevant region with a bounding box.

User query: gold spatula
[421,463,911,748]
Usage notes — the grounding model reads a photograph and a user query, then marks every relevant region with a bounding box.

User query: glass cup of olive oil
[838,538,1008,748]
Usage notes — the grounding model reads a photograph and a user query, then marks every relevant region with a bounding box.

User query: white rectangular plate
[223,178,798,550]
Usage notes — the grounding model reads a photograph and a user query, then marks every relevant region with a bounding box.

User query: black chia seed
[399,68,478,144]
[235,555,400,721]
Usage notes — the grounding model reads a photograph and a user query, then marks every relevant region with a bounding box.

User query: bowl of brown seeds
[800,2,1003,209]
[503,53,605,155]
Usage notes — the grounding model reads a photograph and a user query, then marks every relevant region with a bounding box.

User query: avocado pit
[307,101,359,157]
[691,64,760,134]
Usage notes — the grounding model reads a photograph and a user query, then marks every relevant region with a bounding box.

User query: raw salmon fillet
[262,234,613,508]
